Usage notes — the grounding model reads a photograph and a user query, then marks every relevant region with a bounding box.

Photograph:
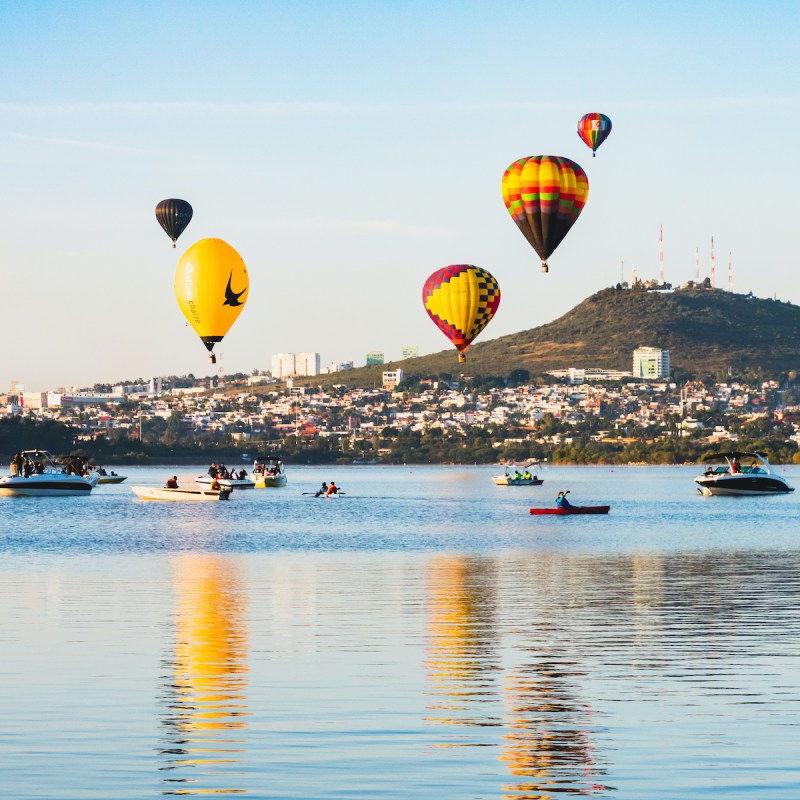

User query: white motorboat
[252,454,287,488]
[195,473,255,490]
[0,450,99,497]
[695,451,794,496]
[492,460,543,486]
[96,471,127,484]
[131,485,232,501]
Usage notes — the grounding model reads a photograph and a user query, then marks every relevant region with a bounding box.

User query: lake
[2,464,799,798]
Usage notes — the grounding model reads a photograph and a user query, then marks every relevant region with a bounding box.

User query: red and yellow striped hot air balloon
[577,112,612,157]
[501,155,589,273]
[422,265,501,363]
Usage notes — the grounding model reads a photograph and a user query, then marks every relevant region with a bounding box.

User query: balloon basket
[541,263,549,273]
[209,354,217,364]
[458,353,466,364]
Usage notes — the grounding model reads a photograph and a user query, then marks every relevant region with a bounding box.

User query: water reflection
[500,631,606,799]
[158,554,249,795]
[424,555,502,744]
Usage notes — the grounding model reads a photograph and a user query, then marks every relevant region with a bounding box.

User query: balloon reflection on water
[158,554,249,796]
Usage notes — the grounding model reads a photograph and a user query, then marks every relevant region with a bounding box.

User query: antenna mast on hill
[710,236,716,288]
[217,352,224,388]
[659,224,664,285]
[631,263,637,286]
[695,247,700,282]
[728,251,733,292]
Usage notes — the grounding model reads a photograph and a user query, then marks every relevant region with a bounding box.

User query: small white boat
[252,454,287,488]
[493,473,544,486]
[97,472,127,484]
[0,450,99,497]
[695,451,794,496]
[130,485,232,501]
[195,473,255,490]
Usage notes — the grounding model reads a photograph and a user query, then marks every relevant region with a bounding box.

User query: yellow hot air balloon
[174,238,249,362]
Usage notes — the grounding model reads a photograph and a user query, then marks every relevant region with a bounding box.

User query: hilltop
[295,286,800,388]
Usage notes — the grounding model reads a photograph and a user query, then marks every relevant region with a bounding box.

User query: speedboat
[0,450,100,497]
[252,454,287,488]
[96,470,127,484]
[695,451,794,496]
[131,485,231,501]
[196,472,255,490]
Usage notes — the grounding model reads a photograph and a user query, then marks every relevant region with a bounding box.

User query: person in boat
[514,470,522,480]
[34,460,45,475]
[210,476,221,491]
[523,470,532,480]
[556,490,572,509]
[325,481,338,496]
[10,454,20,477]
[207,463,217,477]
[315,481,328,497]
[750,460,761,474]
[239,468,248,479]
[731,457,741,474]
[165,476,179,489]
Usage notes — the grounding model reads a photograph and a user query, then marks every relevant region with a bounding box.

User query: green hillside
[297,286,800,388]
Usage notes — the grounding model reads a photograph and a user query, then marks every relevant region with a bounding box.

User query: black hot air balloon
[155,199,193,247]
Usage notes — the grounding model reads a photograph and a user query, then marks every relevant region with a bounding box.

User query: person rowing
[556,490,572,509]
[325,481,339,496]
[315,481,328,497]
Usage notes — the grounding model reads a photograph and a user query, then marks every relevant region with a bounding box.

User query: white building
[271,352,321,379]
[401,345,419,360]
[383,369,404,390]
[633,347,670,379]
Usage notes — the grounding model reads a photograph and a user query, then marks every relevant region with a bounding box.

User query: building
[633,347,670,379]
[272,352,321,378]
[401,345,419,360]
[366,351,385,367]
[382,369,403,390]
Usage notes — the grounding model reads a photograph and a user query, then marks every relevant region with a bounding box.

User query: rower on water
[556,490,572,509]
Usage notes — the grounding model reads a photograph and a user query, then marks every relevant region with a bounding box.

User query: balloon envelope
[577,112,612,156]
[156,198,193,246]
[422,265,500,363]
[501,155,588,272]
[174,238,249,353]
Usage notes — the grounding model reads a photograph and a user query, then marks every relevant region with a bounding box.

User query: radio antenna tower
[710,236,716,288]
[659,224,664,285]
[695,247,700,282]
[217,352,224,388]
[728,251,733,292]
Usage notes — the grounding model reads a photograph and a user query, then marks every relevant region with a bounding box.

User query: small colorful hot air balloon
[156,198,193,247]
[422,265,500,363]
[174,238,249,363]
[501,155,589,273]
[577,112,612,157]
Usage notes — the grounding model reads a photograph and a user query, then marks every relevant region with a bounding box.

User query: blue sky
[1,1,799,390]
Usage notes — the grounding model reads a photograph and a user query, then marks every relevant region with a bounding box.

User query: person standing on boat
[556,491,572,509]
[208,463,217,477]
[731,457,741,474]
[166,476,179,489]
[13,452,23,477]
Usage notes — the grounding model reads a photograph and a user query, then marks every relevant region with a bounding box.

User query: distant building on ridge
[401,345,419,360]
[633,347,670,379]
[272,352,321,379]
[366,351,384,367]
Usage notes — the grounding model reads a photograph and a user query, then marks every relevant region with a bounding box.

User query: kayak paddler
[556,490,572,509]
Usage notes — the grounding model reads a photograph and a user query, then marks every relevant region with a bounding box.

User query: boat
[0,450,100,497]
[493,473,543,486]
[530,505,610,515]
[252,454,287,488]
[694,451,794,496]
[130,485,232,501]
[96,471,127,484]
[196,472,255,490]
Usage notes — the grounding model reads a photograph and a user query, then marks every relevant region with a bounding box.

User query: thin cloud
[6,131,197,159]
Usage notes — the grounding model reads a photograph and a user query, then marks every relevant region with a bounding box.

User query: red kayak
[530,505,610,515]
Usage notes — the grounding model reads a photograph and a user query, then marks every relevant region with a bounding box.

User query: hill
[292,286,800,389]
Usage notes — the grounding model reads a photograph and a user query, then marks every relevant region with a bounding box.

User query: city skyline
[2,1,798,391]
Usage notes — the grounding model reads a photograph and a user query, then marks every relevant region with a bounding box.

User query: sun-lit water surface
[1,465,799,798]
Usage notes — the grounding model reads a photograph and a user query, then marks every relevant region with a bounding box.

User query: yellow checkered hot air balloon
[422,265,501,363]
[174,238,249,364]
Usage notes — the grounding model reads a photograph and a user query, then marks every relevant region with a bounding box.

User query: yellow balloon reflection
[423,555,501,743]
[159,554,249,796]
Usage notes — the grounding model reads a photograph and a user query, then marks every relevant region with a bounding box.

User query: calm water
[1,465,799,798]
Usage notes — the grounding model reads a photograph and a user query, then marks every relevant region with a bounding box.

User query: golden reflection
[424,555,501,744]
[159,554,249,796]
[500,627,609,799]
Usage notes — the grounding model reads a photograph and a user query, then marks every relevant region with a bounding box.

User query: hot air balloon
[422,265,500,363]
[156,198,193,247]
[501,155,588,273]
[577,112,612,157]
[174,238,249,363]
